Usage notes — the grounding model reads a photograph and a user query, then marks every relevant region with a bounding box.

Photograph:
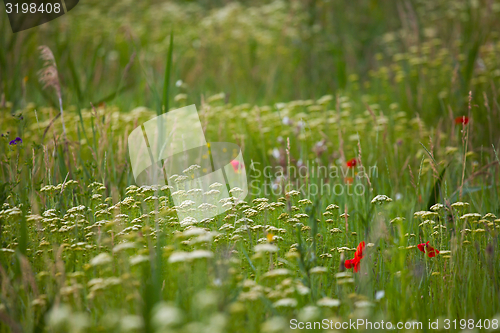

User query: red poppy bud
[455,116,469,125]
[347,158,357,168]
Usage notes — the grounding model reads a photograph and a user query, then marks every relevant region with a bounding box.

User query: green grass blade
[161,31,174,115]
[426,164,448,209]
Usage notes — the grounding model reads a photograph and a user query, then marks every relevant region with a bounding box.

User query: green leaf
[427,164,448,210]
[0,182,9,206]
[161,30,174,115]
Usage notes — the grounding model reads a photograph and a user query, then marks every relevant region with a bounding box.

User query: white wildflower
[262,269,291,279]
[168,252,191,263]
[371,194,393,204]
[189,250,214,260]
[90,253,112,267]
[254,244,278,253]
[430,203,445,211]
[273,298,297,308]
[317,298,340,308]
[130,255,150,266]
[152,302,183,328]
[309,266,328,274]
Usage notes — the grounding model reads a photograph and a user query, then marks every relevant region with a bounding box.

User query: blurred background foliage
[1,0,500,132]
[1,3,500,331]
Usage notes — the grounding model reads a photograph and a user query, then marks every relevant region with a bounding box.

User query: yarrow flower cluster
[371,194,393,205]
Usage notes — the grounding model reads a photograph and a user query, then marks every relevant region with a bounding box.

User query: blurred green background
[1,0,500,138]
[1,3,500,332]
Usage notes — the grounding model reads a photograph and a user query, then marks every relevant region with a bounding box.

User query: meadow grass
[1,0,500,332]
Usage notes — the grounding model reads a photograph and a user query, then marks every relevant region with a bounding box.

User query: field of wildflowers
[1,0,500,332]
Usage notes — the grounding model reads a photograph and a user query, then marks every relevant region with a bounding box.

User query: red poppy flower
[230,160,242,173]
[346,158,357,168]
[417,241,439,257]
[344,241,365,272]
[454,116,469,125]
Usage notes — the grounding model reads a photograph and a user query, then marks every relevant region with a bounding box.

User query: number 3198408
[443,319,498,330]
[5,2,61,14]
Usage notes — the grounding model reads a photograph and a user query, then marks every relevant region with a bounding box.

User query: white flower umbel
[371,194,393,205]
[254,244,278,253]
[273,298,297,308]
[317,298,341,308]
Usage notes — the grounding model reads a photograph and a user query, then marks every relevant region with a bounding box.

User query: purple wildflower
[9,137,22,145]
